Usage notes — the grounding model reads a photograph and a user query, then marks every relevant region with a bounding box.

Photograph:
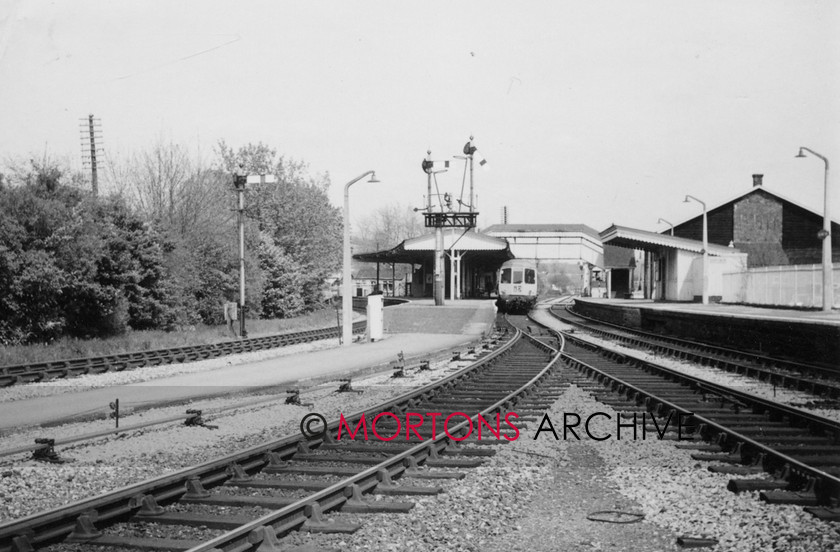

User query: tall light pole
[684,195,708,305]
[657,217,675,236]
[796,147,833,312]
[343,170,380,346]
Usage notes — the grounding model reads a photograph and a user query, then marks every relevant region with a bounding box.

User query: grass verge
[0,307,344,367]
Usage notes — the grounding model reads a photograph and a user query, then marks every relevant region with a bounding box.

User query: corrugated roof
[483,223,602,240]
[601,224,743,256]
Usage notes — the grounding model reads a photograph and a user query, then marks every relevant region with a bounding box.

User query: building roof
[483,223,602,241]
[353,229,513,264]
[601,224,743,256]
[404,229,509,251]
[664,184,840,232]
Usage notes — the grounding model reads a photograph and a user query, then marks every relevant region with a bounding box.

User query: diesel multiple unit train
[496,259,539,312]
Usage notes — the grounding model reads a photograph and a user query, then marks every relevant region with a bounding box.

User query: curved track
[0,317,572,552]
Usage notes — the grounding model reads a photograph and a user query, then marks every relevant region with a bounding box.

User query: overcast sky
[1,1,838,234]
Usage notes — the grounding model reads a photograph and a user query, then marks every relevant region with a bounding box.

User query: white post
[796,148,833,311]
[342,184,352,346]
[343,170,379,346]
[684,195,708,304]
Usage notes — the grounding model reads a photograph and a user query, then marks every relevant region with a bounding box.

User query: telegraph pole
[80,114,103,195]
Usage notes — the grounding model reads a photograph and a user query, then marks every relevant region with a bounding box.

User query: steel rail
[0,322,367,388]
[184,329,562,552]
[564,334,840,439]
[558,331,840,503]
[552,305,840,388]
[0,322,515,552]
[0,333,472,460]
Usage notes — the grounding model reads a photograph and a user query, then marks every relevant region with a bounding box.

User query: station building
[353,229,512,300]
[602,174,840,306]
[483,224,605,296]
[667,174,840,267]
[354,223,605,300]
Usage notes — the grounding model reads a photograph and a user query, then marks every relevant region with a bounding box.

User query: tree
[216,140,341,314]
[114,141,244,326]
[258,233,305,318]
[0,155,189,342]
[354,203,424,252]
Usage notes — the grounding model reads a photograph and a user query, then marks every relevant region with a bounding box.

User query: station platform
[0,301,498,432]
[571,298,840,365]
[383,298,498,335]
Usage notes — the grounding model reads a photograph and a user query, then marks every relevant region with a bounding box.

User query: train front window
[525,269,535,284]
[501,268,511,284]
[513,270,523,284]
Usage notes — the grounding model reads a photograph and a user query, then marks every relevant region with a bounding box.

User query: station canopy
[601,224,742,256]
[353,229,514,265]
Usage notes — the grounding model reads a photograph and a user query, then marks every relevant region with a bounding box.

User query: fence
[722,264,840,308]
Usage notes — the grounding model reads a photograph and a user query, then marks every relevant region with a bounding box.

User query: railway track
[0,317,571,552]
[536,306,840,519]
[551,304,840,397]
[0,322,367,389]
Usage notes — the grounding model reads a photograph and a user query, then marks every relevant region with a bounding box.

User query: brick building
[669,174,840,267]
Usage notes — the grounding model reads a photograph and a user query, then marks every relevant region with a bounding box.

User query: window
[525,269,535,284]
[513,270,523,284]
[501,268,512,284]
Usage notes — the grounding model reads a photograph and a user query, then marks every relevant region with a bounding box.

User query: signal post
[421,138,484,305]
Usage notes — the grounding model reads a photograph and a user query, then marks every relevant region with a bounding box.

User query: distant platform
[384,299,497,336]
[570,298,840,366]
[576,297,840,326]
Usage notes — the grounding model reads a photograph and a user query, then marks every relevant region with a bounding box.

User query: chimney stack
[752,174,763,187]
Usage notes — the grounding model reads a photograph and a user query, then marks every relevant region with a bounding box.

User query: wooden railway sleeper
[9,535,34,552]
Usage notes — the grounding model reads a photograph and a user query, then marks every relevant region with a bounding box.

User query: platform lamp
[796,147,833,312]
[343,170,381,346]
[657,218,675,236]
[683,195,708,305]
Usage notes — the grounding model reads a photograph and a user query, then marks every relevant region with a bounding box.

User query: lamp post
[796,147,833,312]
[684,194,708,305]
[343,170,380,346]
[657,218,675,236]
